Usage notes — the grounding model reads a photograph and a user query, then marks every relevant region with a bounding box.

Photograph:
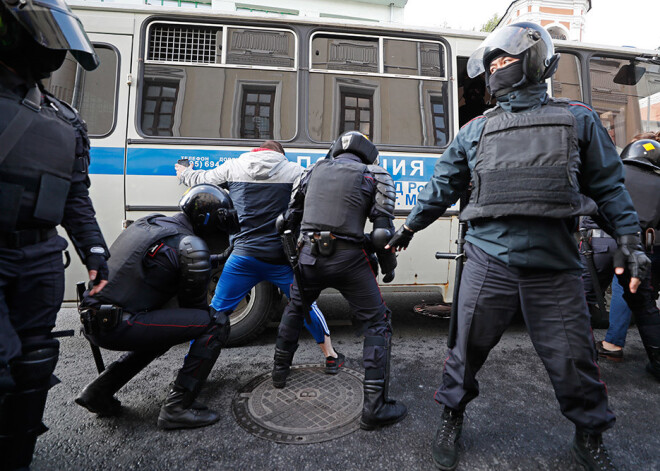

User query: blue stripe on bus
[89,147,124,175]
[89,147,438,183]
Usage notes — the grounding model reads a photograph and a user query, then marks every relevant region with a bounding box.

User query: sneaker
[431,407,464,471]
[596,341,623,362]
[572,431,617,471]
[325,352,345,375]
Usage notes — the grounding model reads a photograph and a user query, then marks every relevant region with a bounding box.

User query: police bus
[52,1,660,345]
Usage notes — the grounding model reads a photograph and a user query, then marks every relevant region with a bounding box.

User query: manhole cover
[232,365,364,444]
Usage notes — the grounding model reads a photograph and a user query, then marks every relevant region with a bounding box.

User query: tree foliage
[481,13,501,32]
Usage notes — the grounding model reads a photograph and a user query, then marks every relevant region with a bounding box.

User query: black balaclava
[488,53,526,98]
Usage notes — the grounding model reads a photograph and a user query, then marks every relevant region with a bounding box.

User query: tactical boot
[431,407,464,471]
[571,431,617,471]
[157,383,220,430]
[76,351,160,417]
[272,346,296,389]
[645,346,660,380]
[359,377,407,430]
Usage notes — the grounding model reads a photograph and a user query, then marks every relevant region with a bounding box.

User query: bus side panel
[62,33,133,301]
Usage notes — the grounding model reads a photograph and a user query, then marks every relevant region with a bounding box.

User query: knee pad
[1,341,60,439]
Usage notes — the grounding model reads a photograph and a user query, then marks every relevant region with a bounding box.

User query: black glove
[85,252,109,283]
[387,225,414,250]
[613,234,651,280]
[382,270,395,283]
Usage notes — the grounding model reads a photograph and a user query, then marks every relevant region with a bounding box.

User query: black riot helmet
[467,22,560,94]
[179,184,240,237]
[0,0,99,71]
[329,131,379,164]
[621,139,660,172]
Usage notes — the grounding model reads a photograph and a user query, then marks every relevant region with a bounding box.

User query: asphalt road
[33,292,660,470]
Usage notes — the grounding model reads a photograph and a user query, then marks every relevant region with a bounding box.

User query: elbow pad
[367,165,396,217]
[178,235,211,306]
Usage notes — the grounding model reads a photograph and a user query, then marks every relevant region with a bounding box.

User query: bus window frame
[307,29,452,149]
[136,18,299,142]
[550,49,584,103]
[79,42,121,140]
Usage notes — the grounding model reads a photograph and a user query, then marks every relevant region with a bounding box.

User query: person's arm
[177,235,211,310]
[176,160,231,187]
[57,100,109,295]
[387,120,477,250]
[573,104,640,237]
[572,103,648,291]
[283,165,313,232]
[366,165,397,282]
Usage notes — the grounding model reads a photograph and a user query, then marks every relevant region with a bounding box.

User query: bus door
[46,33,133,300]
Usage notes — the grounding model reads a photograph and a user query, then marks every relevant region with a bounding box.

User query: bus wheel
[207,274,281,347]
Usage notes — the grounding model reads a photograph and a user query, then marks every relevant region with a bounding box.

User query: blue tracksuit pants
[210,254,329,343]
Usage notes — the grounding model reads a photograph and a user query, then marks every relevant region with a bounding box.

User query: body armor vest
[95,214,194,313]
[623,164,660,232]
[460,98,598,221]
[0,86,76,232]
[301,158,369,239]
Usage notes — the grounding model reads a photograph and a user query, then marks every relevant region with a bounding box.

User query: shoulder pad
[43,93,78,121]
[367,165,396,216]
[178,235,209,257]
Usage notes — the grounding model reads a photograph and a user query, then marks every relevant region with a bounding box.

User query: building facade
[497,0,591,41]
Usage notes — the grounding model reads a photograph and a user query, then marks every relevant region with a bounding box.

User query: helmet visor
[467,24,541,78]
[8,0,99,70]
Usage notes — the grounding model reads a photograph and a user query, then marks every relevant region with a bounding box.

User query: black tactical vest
[94,214,194,313]
[301,158,369,238]
[0,86,76,232]
[623,163,660,232]
[460,99,598,221]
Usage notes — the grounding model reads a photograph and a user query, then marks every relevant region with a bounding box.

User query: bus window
[552,53,582,101]
[141,22,297,140]
[44,45,118,136]
[590,56,660,148]
[456,57,493,128]
[309,32,448,147]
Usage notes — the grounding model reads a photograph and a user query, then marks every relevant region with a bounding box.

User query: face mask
[488,60,525,97]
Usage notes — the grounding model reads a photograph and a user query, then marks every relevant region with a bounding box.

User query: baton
[435,220,467,349]
[77,281,105,373]
[281,229,312,325]
[578,230,608,322]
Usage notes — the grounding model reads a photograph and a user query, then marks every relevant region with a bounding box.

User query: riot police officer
[387,22,650,471]
[610,139,660,376]
[272,131,406,431]
[0,0,109,468]
[76,184,237,430]
[581,138,660,376]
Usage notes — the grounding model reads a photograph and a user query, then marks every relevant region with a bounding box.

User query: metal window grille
[148,23,221,64]
[420,44,443,77]
[329,41,378,72]
[227,29,294,67]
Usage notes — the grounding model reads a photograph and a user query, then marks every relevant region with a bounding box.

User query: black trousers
[435,243,615,433]
[0,236,67,367]
[277,243,391,372]
[87,306,217,380]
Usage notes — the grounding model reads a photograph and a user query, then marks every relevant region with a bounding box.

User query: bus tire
[207,274,281,347]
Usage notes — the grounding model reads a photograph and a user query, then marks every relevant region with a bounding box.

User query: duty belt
[306,231,362,256]
[0,227,57,249]
[80,304,130,336]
